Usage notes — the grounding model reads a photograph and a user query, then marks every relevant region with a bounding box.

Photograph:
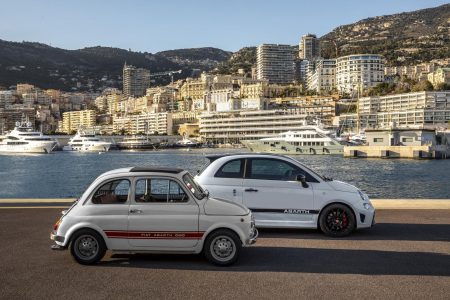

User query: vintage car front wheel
[70,229,106,265]
[204,229,241,266]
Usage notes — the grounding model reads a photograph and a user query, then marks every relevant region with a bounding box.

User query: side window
[135,178,188,203]
[215,159,244,178]
[92,179,130,204]
[247,158,317,182]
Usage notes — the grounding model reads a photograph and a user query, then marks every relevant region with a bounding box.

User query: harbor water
[0,149,449,199]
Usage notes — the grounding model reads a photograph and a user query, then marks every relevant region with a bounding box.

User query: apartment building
[428,68,450,88]
[306,59,336,92]
[123,63,151,98]
[0,107,35,131]
[385,62,438,82]
[112,112,172,135]
[199,109,309,143]
[61,110,96,133]
[336,54,385,94]
[270,96,337,125]
[299,34,320,60]
[256,44,295,84]
[357,91,450,129]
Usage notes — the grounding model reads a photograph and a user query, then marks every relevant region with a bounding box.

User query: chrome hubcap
[75,235,98,259]
[210,235,235,262]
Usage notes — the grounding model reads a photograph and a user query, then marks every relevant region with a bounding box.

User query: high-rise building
[299,34,320,60]
[336,54,385,94]
[123,63,151,98]
[256,44,295,84]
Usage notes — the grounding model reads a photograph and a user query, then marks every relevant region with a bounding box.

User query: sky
[0,0,448,53]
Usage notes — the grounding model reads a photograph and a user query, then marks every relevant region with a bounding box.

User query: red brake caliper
[342,213,348,227]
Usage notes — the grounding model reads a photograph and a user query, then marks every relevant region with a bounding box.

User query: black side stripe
[250,208,320,214]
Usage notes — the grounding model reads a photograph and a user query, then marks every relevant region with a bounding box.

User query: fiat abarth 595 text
[50,167,257,266]
[195,154,375,237]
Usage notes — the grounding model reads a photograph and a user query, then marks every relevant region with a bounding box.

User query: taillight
[53,218,62,231]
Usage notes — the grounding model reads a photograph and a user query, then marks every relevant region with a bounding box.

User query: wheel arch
[64,224,109,249]
[202,225,244,248]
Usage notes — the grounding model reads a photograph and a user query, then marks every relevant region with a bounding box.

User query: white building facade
[336,54,385,94]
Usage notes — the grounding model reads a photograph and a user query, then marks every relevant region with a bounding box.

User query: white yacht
[116,135,158,150]
[241,125,344,155]
[174,137,200,148]
[64,129,111,152]
[0,122,56,154]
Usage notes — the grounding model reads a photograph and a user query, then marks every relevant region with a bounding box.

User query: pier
[344,145,449,159]
[0,199,449,299]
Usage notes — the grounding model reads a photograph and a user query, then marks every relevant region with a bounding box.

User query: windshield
[183,173,206,200]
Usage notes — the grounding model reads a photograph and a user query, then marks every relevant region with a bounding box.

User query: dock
[344,145,449,159]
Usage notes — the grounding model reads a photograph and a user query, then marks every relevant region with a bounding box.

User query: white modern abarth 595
[195,154,375,237]
[50,167,257,266]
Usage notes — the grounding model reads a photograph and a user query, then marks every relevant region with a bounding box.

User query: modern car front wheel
[70,229,106,265]
[204,229,241,266]
[319,204,356,237]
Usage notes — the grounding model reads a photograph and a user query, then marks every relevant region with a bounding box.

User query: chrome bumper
[50,232,65,243]
[247,228,258,245]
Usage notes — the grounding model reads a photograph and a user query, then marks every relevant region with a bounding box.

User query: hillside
[156,47,231,70]
[0,41,229,91]
[320,4,450,65]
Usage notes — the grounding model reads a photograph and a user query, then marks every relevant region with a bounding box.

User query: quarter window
[92,179,130,204]
[215,159,244,178]
[135,178,188,203]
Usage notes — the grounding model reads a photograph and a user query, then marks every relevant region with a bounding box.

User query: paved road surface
[0,209,449,299]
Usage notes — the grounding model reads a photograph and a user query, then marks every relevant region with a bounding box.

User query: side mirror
[296,174,309,188]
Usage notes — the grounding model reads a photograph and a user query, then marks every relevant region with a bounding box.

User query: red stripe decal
[104,230,205,239]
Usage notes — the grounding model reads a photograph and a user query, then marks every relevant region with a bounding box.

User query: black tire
[70,229,106,265]
[203,229,241,266]
[319,204,356,237]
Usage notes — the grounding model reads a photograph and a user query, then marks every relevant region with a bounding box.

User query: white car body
[51,167,257,265]
[195,154,375,235]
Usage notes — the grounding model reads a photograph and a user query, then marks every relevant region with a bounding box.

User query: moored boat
[241,125,343,155]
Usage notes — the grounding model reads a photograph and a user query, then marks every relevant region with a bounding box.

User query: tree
[435,83,450,91]
[411,80,434,92]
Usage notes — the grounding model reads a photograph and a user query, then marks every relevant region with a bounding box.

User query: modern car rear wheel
[70,229,106,265]
[319,204,356,237]
[204,229,241,266]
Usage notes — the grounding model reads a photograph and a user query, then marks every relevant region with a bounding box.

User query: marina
[0,149,449,199]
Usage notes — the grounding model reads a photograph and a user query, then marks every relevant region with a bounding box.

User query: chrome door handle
[129,209,143,214]
[245,188,258,192]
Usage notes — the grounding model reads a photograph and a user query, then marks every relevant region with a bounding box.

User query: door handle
[233,189,237,196]
[129,209,143,214]
[245,188,258,192]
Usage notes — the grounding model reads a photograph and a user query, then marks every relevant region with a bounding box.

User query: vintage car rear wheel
[204,229,241,266]
[70,229,106,265]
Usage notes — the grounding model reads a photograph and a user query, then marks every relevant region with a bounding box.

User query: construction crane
[149,69,182,85]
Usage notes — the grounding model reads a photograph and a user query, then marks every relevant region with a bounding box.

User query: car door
[203,158,245,204]
[242,158,316,227]
[127,177,200,249]
[88,178,131,249]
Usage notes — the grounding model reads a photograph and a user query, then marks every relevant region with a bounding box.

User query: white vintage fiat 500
[50,167,257,266]
[195,154,375,237]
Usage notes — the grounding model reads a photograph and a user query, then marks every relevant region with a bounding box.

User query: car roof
[130,166,184,174]
[97,166,185,179]
[205,153,293,162]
